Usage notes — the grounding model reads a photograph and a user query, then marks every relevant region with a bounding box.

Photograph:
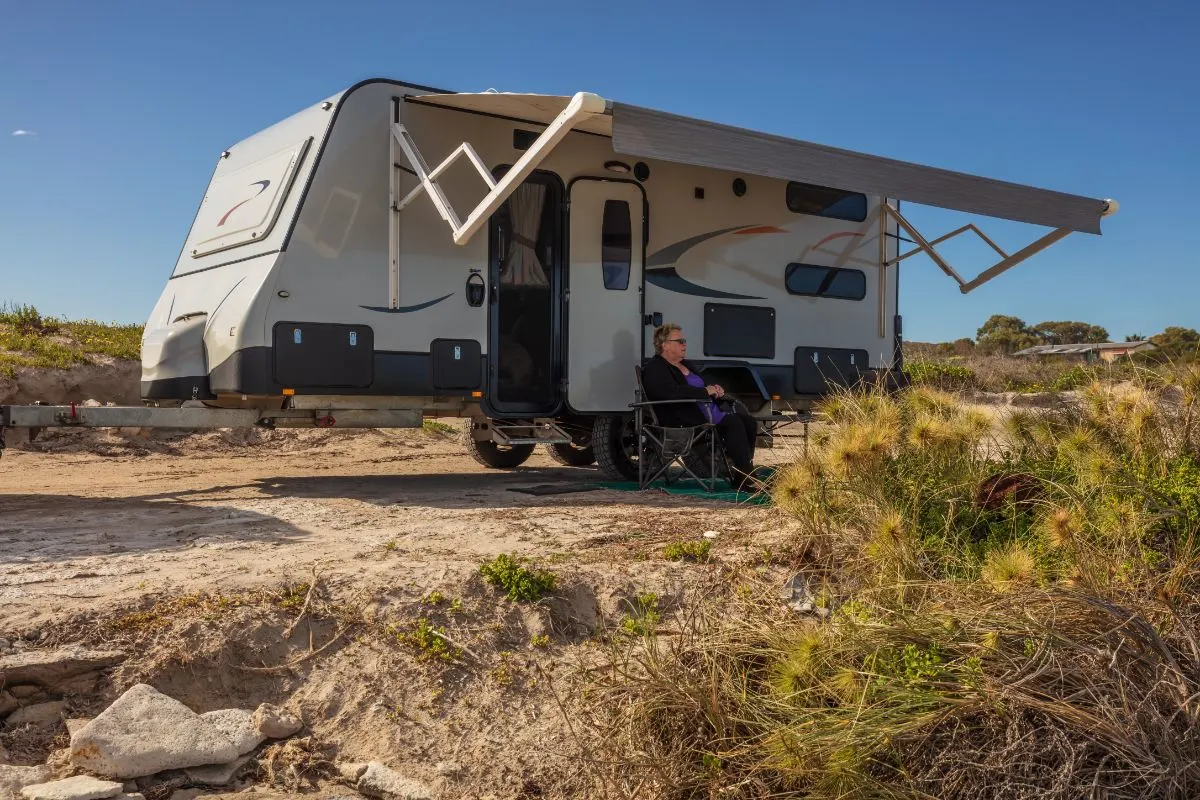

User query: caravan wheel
[467,438,535,469]
[593,414,642,481]
[546,442,595,467]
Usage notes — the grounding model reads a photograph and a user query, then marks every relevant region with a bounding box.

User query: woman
[641,322,759,491]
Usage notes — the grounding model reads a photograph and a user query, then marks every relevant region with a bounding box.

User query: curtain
[500,183,549,286]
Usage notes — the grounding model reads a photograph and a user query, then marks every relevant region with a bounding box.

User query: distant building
[1013,341,1156,363]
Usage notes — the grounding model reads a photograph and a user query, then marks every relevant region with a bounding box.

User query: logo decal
[217,180,271,227]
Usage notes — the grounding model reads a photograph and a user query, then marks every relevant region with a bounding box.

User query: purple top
[684,371,725,424]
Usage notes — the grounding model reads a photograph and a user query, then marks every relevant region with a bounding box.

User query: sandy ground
[0,423,804,798]
[0,424,799,631]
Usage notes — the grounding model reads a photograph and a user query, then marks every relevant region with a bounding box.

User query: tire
[467,437,535,469]
[546,442,595,467]
[593,414,651,481]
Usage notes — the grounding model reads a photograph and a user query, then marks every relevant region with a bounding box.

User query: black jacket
[640,355,715,427]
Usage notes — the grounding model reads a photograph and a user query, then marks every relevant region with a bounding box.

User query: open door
[567,179,645,413]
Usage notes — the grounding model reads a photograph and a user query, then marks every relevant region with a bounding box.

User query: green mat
[593,479,771,505]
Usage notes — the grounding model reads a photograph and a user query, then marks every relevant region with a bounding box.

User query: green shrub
[902,359,976,391]
[479,553,557,602]
[663,540,711,562]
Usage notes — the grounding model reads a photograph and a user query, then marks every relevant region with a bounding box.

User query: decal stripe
[645,269,763,300]
[360,293,454,313]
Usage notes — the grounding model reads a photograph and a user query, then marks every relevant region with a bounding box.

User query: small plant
[382,539,398,552]
[278,582,310,610]
[421,590,446,606]
[479,553,557,602]
[422,419,459,436]
[449,597,465,615]
[663,539,711,562]
[529,633,550,648]
[620,592,661,636]
[389,618,461,663]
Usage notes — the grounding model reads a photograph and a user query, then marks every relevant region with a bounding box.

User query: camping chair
[631,366,732,493]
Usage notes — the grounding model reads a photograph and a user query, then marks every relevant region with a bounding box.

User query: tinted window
[785,263,866,300]
[785,181,868,222]
[602,200,631,290]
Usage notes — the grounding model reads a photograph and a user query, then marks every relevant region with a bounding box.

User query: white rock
[703,530,719,539]
[337,761,369,782]
[18,775,123,800]
[251,703,301,739]
[198,709,264,755]
[1,765,52,796]
[6,701,67,728]
[185,753,252,786]
[357,761,435,800]
[65,719,91,738]
[69,684,239,779]
[434,761,461,777]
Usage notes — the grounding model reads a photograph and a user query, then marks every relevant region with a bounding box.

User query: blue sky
[1,0,1196,343]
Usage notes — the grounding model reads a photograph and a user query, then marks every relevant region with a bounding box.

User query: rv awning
[408,92,614,136]
[409,91,1112,235]
[610,104,1110,234]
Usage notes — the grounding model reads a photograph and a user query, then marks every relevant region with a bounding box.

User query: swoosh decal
[646,225,768,299]
[360,293,454,313]
[645,268,763,300]
[217,180,272,227]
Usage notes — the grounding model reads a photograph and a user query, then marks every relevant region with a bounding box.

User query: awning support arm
[882,202,1078,294]
[391,91,608,246]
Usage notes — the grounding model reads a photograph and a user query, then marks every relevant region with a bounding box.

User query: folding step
[491,420,572,446]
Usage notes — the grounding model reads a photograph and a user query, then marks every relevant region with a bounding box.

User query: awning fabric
[611,103,1107,234]
[409,92,1110,234]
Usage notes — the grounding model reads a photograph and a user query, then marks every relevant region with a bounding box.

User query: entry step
[491,421,572,446]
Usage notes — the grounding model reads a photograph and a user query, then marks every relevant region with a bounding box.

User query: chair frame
[631,366,732,492]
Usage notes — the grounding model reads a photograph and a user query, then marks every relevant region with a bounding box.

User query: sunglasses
[666,338,687,345]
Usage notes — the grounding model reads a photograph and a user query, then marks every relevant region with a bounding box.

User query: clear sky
[1,0,1196,343]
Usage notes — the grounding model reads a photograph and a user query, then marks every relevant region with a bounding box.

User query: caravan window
[785,263,866,300]
[785,181,867,222]
[602,200,631,290]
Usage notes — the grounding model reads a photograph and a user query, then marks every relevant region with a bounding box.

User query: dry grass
[577,376,1200,799]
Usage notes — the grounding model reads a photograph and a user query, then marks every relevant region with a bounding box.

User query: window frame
[785,180,868,222]
[784,262,867,301]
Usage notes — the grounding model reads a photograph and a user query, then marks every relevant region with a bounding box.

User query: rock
[1,690,18,717]
[357,762,435,800]
[69,684,239,779]
[18,775,123,800]
[198,709,264,755]
[0,638,12,653]
[167,791,202,800]
[8,686,47,701]
[117,795,145,800]
[184,754,252,786]
[6,701,67,728]
[251,704,302,739]
[703,530,719,539]
[0,742,8,764]
[0,650,125,692]
[66,719,91,738]
[434,761,460,777]
[1,765,52,797]
[131,771,187,799]
[337,761,369,782]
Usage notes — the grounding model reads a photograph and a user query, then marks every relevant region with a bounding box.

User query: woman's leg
[716,414,755,487]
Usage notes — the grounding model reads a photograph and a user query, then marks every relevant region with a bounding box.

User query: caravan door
[566,179,645,413]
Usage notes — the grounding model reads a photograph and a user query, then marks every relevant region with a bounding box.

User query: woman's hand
[706,384,725,398]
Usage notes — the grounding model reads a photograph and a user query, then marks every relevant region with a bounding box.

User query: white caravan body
[140,78,1115,455]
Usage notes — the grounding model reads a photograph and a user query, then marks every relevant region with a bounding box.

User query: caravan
[6,78,1118,477]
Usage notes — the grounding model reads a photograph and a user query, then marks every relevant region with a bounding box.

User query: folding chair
[631,366,732,493]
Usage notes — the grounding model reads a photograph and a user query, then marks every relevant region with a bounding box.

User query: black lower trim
[140,375,216,401]
[207,347,486,398]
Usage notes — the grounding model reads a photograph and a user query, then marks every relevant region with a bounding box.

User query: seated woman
[641,322,759,491]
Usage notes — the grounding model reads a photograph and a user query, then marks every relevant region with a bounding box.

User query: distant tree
[976,315,1038,355]
[1125,333,1146,342]
[952,337,975,355]
[1031,321,1109,345]
[1147,327,1200,361]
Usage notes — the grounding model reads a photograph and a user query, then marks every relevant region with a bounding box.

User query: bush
[902,359,976,391]
[479,553,557,602]
[662,540,711,562]
[584,378,1200,799]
